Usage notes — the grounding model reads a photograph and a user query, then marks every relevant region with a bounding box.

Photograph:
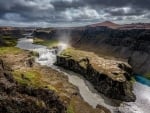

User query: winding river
[17,36,150,113]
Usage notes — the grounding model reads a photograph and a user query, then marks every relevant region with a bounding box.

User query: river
[16,37,150,113]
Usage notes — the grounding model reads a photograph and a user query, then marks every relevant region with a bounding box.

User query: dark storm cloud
[0,0,149,27]
[84,0,150,10]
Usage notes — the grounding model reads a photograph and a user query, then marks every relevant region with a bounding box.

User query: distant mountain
[119,23,150,30]
[87,21,150,29]
[88,21,121,29]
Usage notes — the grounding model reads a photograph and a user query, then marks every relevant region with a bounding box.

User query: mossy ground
[13,69,57,91]
[0,47,22,55]
[60,47,91,60]
[145,73,150,80]
[0,35,23,55]
[33,37,58,48]
[67,103,75,113]
[0,35,17,46]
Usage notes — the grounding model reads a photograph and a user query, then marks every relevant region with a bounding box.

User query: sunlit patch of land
[0,47,22,55]
[33,37,59,48]
[60,47,130,82]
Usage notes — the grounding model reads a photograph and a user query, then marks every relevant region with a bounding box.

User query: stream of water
[16,37,150,113]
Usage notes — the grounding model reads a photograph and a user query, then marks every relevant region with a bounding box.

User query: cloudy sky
[0,0,150,27]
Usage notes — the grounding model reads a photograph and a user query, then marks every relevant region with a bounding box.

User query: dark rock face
[0,58,66,113]
[33,27,150,75]
[0,28,23,38]
[70,27,150,75]
[25,57,35,67]
[33,30,56,40]
[55,56,136,102]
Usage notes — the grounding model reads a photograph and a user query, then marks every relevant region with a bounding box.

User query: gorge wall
[70,27,150,75]
[33,27,150,76]
[55,56,136,102]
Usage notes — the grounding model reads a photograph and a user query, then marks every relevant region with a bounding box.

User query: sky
[0,0,150,27]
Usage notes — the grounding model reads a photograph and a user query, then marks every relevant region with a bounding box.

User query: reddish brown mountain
[89,21,121,29]
[87,21,150,29]
[119,23,150,30]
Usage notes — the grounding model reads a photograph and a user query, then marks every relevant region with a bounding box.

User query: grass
[130,76,136,83]
[0,35,18,46]
[0,35,23,55]
[60,48,90,60]
[67,103,75,113]
[145,73,150,80]
[0,47,22,55]
[33,37,58,48]
[13,69,57,91]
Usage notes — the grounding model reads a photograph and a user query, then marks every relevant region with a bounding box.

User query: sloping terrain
[0,58,66,113]
[0,28,110,113]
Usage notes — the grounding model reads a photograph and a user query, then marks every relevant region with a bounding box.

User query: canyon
[55,48,135,102]
[0,21,150,113]
[33,22,150,78]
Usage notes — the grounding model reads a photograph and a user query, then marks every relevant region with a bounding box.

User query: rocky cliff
[0,58,66,113]
[32,26,150,77]
[55,55,136,102]
[33,29,56,39]
[70,27,150,76]
[0,27,28,38]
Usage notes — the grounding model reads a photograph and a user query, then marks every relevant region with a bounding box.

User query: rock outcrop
[32,25,150,77]
[55,56,136,102]
[33,29,56,40]
[70,27,150,75]
[0,58,66,113]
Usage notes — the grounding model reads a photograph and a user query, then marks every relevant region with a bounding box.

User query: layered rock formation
[55,54,136,102]
[70,27,150,75]
[0,27,28,38]
[33,29,56,39]
[33,26,150,76]
[0,58,66,113]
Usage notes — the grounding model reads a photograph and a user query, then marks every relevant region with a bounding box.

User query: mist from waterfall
[56,29,71,51]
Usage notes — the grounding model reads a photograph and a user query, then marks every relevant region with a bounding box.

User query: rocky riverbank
[55,48,136,102]
[0,32,111,113]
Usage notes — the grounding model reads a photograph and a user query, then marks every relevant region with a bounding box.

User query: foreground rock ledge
[0,59,66,113]
[55,55,136,102]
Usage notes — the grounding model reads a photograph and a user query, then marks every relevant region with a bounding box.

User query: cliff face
[32,27,150,76]
[0,27,26,38]
[0,58,66,113]
[70,27,150,75]
[33,29,56,39]
[55,56,136,102]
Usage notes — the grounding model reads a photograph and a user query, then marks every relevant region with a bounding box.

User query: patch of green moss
[0,35,22,55]
[60,48,84,60]
[0,35,18,47]
[145,73,150,80]
[130,76,136,83]
[67,103,75,113]
[13,69,57,91]
[33,38,58,48]
[0,47,22,55]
